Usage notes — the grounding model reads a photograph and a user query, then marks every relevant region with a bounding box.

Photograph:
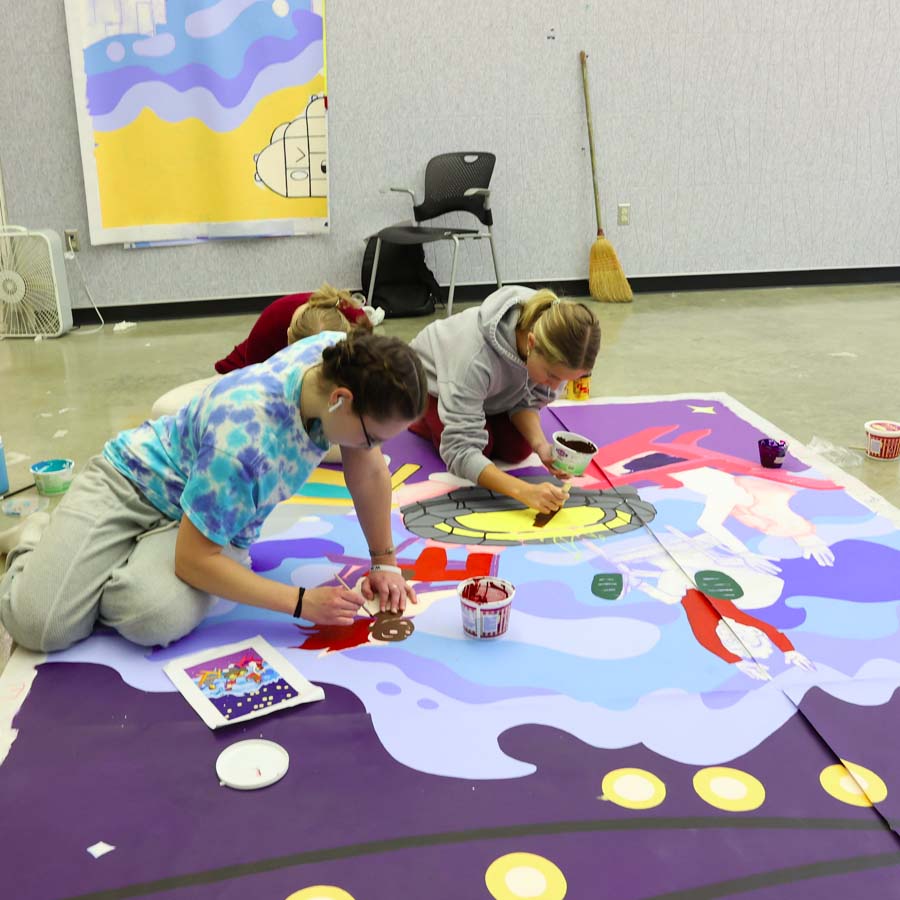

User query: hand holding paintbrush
[533,483,571,528]
[335,574,378,618]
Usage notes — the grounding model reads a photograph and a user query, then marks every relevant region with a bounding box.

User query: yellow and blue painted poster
[64,1,329,245]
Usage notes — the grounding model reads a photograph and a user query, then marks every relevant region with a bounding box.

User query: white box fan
[0,225,73,338]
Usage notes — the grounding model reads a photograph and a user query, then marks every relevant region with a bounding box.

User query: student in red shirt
[152,285,373,419]
[215,285,373,373]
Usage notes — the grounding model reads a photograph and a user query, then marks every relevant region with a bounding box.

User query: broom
[580,50,633,302]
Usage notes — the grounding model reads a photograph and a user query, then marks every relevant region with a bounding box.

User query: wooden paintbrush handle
[580,50,603,233]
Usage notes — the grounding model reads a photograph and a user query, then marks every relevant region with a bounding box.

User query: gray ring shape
[400,479,656,546]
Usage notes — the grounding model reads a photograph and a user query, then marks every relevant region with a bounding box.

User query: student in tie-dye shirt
[0,332,428,653]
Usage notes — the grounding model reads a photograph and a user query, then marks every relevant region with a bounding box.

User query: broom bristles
[589,235,633,302]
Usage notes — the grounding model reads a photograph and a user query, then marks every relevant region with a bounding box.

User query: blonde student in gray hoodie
[409,285,600,515]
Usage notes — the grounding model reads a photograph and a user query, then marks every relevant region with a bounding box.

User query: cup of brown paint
[551,431,597,476]
[457,577,515,639]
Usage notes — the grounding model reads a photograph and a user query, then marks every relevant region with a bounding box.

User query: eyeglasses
[358,411,374,449]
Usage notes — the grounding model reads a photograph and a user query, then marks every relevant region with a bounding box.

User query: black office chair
[366,152,502,315]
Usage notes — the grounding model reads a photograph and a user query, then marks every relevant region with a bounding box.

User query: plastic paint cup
[457,577,515,639]
[758,439,787,469]
[551,431,597,476]
[30,458,75,496]
[864,420,900,461]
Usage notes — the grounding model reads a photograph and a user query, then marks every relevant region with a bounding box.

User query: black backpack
[361,238,442,317]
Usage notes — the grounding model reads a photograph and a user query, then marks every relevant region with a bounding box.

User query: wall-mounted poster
[64,1,329,245]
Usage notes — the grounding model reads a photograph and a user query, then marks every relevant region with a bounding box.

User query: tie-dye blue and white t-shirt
[104,332,343,548]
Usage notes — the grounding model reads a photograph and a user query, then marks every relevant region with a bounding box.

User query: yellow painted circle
[285,888,356,900]
[485,852,567,900]
[693,767,766,812]
[820,760,888,807]
[601,767,666,810]
[450,506,630,542]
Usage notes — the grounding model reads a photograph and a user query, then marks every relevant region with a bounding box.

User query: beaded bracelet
[368,545,395,558]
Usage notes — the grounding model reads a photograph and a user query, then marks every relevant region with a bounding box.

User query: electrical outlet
[617,204,631,226]
[64,229,80,253]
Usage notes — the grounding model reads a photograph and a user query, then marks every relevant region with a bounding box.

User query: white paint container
[864,421,900,461]
[551,431,597,476]
[457,577,515,639]
[30,458,75,495]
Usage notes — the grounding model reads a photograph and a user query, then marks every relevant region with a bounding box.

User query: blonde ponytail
[286,283,372,344]
[516,289,559,333]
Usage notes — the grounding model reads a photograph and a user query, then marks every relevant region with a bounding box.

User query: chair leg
[447,235,461,316]
[367,237,382,306]
[487,226,502,288]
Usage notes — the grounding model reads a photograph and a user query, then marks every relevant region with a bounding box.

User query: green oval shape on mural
[591,573,624,600]
[695,570,744,600]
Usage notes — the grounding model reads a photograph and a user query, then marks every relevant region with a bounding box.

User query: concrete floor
[1,283,899,665]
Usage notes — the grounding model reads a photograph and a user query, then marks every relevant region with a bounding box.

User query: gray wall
[2,1,899,309]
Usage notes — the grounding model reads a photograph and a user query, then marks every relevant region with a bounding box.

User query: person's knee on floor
[98,525,216,648]
[0,512,78,652]
[108,592,215,648]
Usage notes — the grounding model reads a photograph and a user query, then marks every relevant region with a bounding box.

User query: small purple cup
[758,438,787,468]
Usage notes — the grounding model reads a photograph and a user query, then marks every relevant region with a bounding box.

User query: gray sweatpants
[0,456,216,652]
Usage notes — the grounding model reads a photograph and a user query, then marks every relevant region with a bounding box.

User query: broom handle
[580,50,604,234]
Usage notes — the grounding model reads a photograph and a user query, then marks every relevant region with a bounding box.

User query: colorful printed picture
[164,636,324,729]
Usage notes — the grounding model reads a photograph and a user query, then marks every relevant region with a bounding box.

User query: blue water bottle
[0,434,9,496]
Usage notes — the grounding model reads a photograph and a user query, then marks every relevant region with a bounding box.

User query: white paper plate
[215,739,289,790]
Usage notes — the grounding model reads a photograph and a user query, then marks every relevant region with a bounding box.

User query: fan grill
[0,233,63,337]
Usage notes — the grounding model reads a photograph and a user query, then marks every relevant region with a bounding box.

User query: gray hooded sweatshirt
[409,285,556,484]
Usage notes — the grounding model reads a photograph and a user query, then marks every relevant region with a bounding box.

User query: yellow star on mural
[688,405,717,414]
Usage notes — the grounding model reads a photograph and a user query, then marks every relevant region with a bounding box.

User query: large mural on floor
[2,394,900,899]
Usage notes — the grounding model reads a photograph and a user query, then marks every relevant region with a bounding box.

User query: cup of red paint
[864,420,900,460]
[551,431,597,476]
[457,577,515,639]
[758,438,787,468]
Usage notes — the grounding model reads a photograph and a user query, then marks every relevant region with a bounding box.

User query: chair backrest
[414,152,496,226]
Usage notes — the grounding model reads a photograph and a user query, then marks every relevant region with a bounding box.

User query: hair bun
[319,332,427,423]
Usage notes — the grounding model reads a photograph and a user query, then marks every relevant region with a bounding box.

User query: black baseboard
[71,266,900,325]
[624,266,900,294]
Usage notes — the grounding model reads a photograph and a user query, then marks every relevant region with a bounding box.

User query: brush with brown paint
[533,484,571,528]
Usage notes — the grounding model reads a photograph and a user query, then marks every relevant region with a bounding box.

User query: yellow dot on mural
[284,887,356,900]
[820,760,888,807]
[693,767,765,812]
[485,852,567,900]
[600,768,666,810]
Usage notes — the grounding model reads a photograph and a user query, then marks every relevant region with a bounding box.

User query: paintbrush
[533,483,571,528]
[337,573,378,617]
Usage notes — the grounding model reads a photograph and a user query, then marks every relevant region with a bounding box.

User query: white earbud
[327,396,344,413]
